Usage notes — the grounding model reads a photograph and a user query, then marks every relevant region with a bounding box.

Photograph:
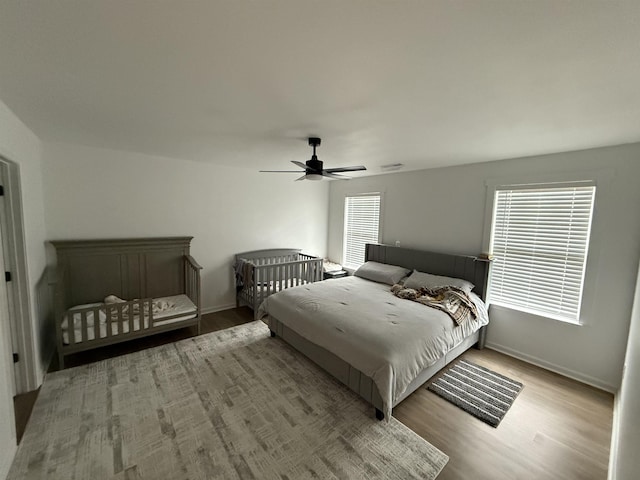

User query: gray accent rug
[10,321,448,479]
[428,359,523,427]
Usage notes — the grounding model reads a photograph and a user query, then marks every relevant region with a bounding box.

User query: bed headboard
[51,237,193,308]
[365,243,491,300]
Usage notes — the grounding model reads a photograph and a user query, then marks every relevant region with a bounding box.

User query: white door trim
[0,158,37,393]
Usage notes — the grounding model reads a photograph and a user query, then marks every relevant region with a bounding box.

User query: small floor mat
[428,359,523,427]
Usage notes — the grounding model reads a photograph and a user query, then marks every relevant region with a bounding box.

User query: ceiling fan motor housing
[306,157,323,173]
[259,136,365,180]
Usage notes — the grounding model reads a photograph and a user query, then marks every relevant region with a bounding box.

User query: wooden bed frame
[266,243,491,420]
[52,237,202,369]
[235,249,323,319]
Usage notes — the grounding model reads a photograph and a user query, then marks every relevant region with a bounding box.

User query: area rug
[428,359,523,427]
[9,321,448,479]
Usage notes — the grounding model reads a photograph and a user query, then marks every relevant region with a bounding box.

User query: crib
[234,249,323,319]
[52,237,202,369]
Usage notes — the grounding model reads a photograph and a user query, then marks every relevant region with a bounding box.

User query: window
[488,183,596,323]
[343,193,381,269]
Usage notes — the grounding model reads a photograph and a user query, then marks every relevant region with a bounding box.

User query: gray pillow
[354,261,411,285]
[403,269,474,294]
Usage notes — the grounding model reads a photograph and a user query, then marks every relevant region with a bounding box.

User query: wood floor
[17,307,613,479]
[395,349,613,480]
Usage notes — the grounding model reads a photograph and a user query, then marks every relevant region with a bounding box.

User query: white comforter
[257,276,489,419]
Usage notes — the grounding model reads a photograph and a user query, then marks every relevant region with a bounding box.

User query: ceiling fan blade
[295,174,307,181]
[324,165,367,173]
[291,160,308,169]
[322,172,351,180]
[259,170,304,173]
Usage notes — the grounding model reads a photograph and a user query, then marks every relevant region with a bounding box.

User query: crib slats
[68,312,76,345]
[235,250,323,319]
[143,299,149,330]
[266,264,273,299]
[117,303,125,336]
[81,310,89,343]
[106,306,113,338]
[128,300,135,333]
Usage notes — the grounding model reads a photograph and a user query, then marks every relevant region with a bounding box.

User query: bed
[52,237,202,369]
[257,243,491,420]
[234,248,323,319]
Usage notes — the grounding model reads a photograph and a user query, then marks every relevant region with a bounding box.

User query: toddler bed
[52,237,202,369]
[234,249,323,319]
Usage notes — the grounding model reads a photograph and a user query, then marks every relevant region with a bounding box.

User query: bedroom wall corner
[327,143,640,392]
[608,259,640,480]
[0,98,48,478]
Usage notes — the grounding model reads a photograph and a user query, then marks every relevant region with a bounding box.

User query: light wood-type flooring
[16,307,613,479]
[395,348,613,480]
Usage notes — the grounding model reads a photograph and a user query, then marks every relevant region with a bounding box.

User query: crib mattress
[61,294,197,344]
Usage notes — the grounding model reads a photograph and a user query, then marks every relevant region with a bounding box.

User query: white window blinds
[489,184,596,323]
[343,194,381,269]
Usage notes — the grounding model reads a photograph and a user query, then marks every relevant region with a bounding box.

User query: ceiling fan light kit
[260,137,366,181]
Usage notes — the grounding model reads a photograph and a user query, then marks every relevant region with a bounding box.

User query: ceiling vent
[380,163,404,172]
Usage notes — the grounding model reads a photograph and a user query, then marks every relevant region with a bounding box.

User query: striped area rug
[428,359,523,427]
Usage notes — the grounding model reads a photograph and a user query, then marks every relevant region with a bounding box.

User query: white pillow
[403,269,474,294]
[354,261,411,285]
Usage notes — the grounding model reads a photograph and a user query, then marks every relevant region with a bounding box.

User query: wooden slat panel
[81,310,88,343]
[53,237,201,368]
[106,307,112,338]
[128,300,135,333]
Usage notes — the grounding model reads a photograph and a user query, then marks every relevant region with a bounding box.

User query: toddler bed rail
[52,237,202,369]
[234,249,323,319]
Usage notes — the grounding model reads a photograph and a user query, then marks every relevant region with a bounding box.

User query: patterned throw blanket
[390,284,478,325]
[233,259,255,291]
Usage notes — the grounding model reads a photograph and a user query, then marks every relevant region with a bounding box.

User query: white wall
[0,100,47,477]
[609,260,640,479]
[42,143,329,312]
[328,143,640,391]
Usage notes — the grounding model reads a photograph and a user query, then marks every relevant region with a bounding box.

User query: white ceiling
[1,1,639,176]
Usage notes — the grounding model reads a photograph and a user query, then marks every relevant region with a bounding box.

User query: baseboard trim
[485,342,617,393]
[201,303,237,316]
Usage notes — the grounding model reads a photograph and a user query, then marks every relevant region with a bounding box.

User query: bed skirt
[266,315,483,417]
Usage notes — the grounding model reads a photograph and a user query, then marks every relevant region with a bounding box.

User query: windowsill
[489,302,583,326]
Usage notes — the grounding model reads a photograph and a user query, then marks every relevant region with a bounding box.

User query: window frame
[342,192,382,270]
[488,182,596,323]
[482,170,611,325]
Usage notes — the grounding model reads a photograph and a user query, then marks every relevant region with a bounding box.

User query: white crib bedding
[61,294,197,344]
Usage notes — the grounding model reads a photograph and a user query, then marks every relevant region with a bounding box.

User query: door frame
[0,157,37,393]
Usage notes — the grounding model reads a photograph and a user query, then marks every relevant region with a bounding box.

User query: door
[0,170,18,396]
[0,208,17,469]
[0,158,36,395]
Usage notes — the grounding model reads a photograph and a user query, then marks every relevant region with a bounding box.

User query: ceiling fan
[260,137,366,181]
